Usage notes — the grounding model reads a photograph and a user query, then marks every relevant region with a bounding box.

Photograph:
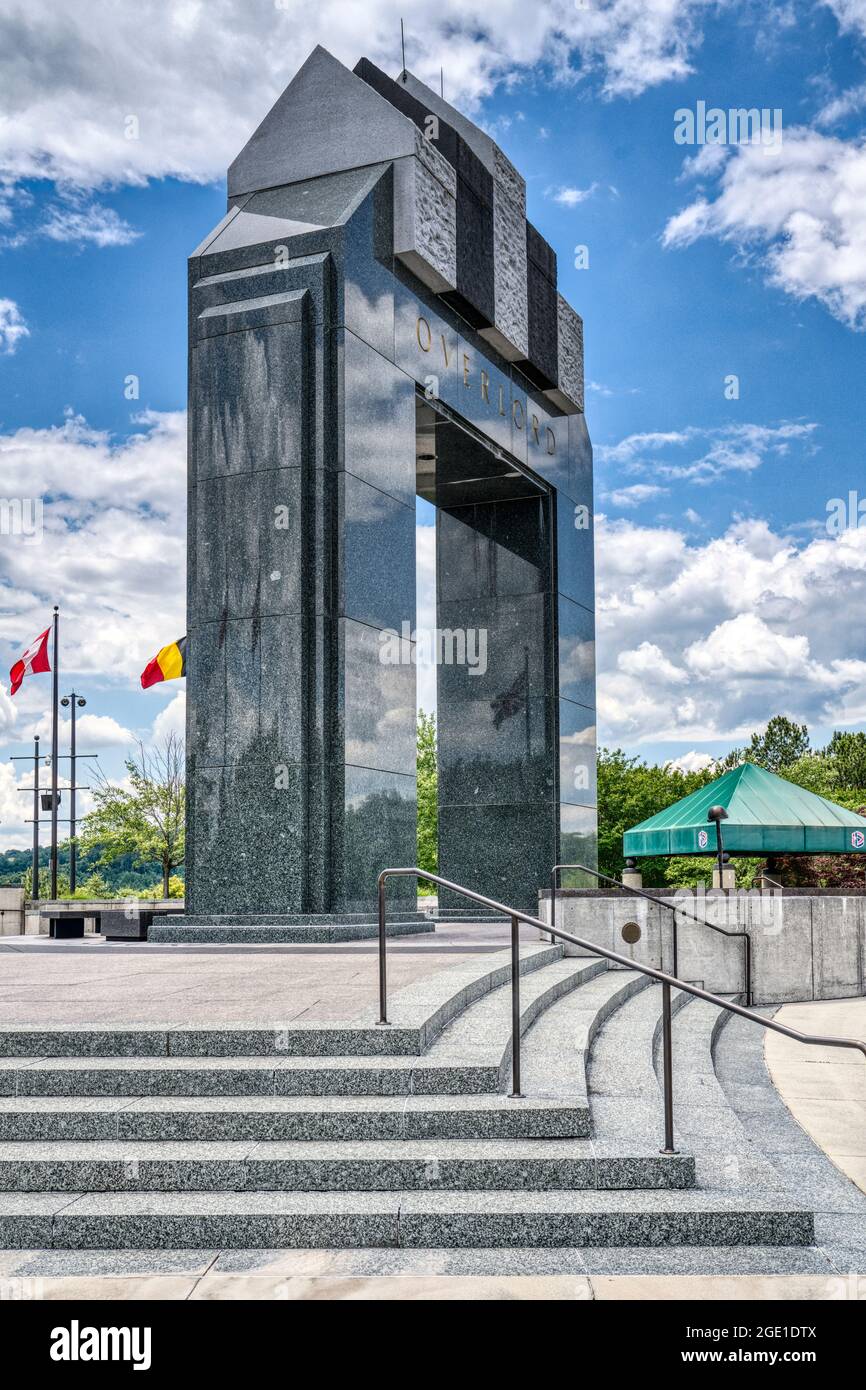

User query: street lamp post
[32,735,40,898]
[60,692,86,893]
[707,805,729,890]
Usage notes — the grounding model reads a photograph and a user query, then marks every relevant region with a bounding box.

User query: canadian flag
[9,627,51,697]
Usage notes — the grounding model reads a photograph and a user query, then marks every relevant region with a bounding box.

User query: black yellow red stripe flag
[141,636,187,689]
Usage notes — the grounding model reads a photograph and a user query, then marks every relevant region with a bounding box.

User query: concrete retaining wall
[540,889,866,1005]
[1,898,181,938]
[0,887,25,936]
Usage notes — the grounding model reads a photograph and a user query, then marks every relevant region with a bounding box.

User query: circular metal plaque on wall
[621,921,641,945]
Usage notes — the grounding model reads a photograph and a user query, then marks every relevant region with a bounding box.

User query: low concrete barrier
[0,887,25,936]
[540,888,866,1005]
[5,898,183,939]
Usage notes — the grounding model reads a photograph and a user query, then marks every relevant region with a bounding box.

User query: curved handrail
[551,861,752,1006]
[377,867,866,1152]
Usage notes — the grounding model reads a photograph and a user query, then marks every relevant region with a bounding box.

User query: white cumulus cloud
[0,297,29,353]
[665,127,866,330]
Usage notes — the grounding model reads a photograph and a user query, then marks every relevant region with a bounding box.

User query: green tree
[81,733,185,898]
[823,730,866,791]
[416,710,437,890]
[747,716,810,773]
[596,748,715,885]
[781,752,838,798]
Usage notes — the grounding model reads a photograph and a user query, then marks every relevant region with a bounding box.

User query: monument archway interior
[415,396,556,908]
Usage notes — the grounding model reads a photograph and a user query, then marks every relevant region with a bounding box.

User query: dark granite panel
[438,694,554,807]
[191,761,306,916]
[340,766,417,911]
[453,176,494,327]
[559,803,599,881]
[193,473,228,625]
[259,614,305,769]
[342,167,396,361]
[192,252,330,332]
[339,473,415,630]
[558,596,596,707]
[559,699,597,808]
[556,489,595,607]
[228,467,304,619]
[454,337,513,456]
[196,290,307,340]
[568,410,594,506]
[353,58,459,168]
[435,593,550,709]
[395,283,460,410]
[341,618,416,776]
[456,138,493,208]
[193,468,303,623]
[525,255,559,389]
[523,394,569,494]
[438,801,557,911]
[186,620,226,769]
[437,500,549,603]
[526,222,557,284]
[193,321,306,480]
[224,618,261,764]
[341,329,416,508]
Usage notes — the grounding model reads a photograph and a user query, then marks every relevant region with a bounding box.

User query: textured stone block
[545,294,584,413]
[480,146,529,361]
[393,145,457,294]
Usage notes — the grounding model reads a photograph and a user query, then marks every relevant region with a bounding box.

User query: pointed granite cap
[228,45,419,199]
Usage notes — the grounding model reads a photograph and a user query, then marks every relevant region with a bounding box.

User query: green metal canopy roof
[623,762,866,858]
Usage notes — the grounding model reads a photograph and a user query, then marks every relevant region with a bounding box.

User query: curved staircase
[0,939,861,1266]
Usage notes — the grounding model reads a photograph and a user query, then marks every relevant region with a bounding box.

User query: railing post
[660,981,677,1154]
[509,914,524,1098]
[549,868,557,944]
[744,932,752,1009]
[377,874,389,1026]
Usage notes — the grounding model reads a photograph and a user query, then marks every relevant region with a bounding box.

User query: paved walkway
[766,999,866,1195]
[0,925,526,1027]
[0,1268,863,1301]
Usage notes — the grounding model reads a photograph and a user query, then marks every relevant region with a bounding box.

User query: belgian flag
[141,636,187,689]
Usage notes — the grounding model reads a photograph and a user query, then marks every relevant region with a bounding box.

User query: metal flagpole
[50,605,59,899]
[61,691,86,893]
[32,734,40,900]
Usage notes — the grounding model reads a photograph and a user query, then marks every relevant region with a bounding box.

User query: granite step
[0,1093,590,1143]
[520,966,651,1109]
[0,1138,694,1193]
[587,980,697,1147]
[0,952,598,1100]
[0,1054,497,1100]
[0,943,562,1060]
[0,1189,813,1249]
[662,997,808,1193]
[418,956,607,1091]
[146,920,435,944]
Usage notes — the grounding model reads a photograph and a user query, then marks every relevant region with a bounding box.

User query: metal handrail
[551,862,752,1007]
[377,866,866,1154]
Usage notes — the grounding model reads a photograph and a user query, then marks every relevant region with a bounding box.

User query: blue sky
[1,0,866,847]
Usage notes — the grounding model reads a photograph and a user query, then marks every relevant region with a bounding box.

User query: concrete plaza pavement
[0,925,525,1028]
[767,999,866,1195]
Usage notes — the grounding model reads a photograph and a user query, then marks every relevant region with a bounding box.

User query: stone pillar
[436,450,556,910]
[186,166,417,918]
[712,866,737,890]
[0,887,24,936]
